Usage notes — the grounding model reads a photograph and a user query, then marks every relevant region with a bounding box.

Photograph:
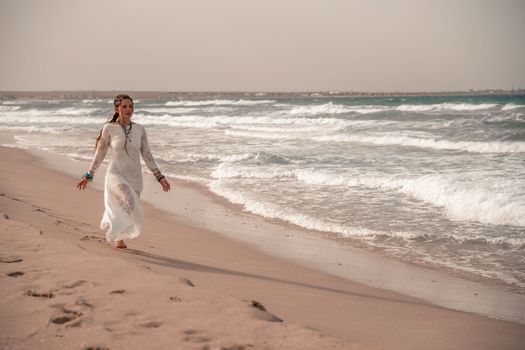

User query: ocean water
[1,94,524,292]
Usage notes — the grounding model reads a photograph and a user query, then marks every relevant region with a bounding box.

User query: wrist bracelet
[153,169,164,182]
[84,171,94,182]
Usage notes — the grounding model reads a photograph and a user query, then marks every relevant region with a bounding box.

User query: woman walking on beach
[77,94,170,249]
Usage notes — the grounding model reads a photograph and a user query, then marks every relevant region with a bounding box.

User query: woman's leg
[103,174,143,244]
[108,183,136,248]
[110,183,136,215]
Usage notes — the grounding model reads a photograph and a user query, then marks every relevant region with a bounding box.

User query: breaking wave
[396,103,498,112]
[295,170,525,228]
[314,134,525,153]
[165,99,276,107]
[501,103,525,111]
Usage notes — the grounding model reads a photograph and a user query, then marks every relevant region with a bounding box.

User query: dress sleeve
[140,126,160,173]
[88,124,110,173]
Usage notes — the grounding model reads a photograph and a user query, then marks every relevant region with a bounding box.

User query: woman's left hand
[160,177,171,192]
[76,177,89,190]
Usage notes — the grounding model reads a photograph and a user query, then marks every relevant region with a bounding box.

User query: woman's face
[116,99,133,122]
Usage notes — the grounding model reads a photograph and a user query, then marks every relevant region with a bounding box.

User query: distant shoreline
[1,89,524,100]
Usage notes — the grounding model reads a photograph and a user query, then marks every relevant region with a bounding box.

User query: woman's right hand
[76,177,89,190]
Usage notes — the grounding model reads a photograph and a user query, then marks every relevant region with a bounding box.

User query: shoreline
[3,130,525,325]
[2,145,525,349]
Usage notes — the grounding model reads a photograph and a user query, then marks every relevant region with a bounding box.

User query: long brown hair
[94,94,134,152]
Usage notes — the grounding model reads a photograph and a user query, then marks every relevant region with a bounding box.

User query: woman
[77,94,170,249]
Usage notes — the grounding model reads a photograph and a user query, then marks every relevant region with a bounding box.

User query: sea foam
[133,114,351,129]
[208,179,383,238]
[0,105,21,111]
[314,134,525,153]
[165,99,276,107]
[396,103,498,112]
[295,170,525,228]
[501,103,525,111]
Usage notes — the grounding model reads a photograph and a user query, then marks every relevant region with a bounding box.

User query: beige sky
[0,0,524,92]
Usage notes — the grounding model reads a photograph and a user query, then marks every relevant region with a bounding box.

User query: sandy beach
[1,145,525,350]
[3,0,525,347]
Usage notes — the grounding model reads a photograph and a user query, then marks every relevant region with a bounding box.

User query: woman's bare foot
[113,240,127,249]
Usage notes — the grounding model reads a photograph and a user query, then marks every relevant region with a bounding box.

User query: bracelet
[153,169,164,182]
[84,171,94,182]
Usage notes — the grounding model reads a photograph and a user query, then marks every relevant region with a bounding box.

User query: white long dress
[88,122,160,242]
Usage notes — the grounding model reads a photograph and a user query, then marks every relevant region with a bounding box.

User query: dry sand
[1,146,524,350]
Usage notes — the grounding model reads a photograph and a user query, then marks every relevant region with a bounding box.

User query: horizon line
[1,88,524,96]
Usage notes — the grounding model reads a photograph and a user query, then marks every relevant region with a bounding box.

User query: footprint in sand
[214,345,254,350]
[76,297,95,309]
[250,300,283,323]
[62,280,87,289]
[137,321,163,329]
[110,289,126,294]
[250,300,267,311]
[51,313,81,325]
[183,329,213,343]
[6,271,24,277]
[80,235,107,245]
[0,256,23,263]
[49,305,84,326]
[24,290,55,298]
[66,318,87,328]
[181,278,195,287]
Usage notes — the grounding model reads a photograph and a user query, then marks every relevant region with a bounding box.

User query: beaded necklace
[120,122,133,143]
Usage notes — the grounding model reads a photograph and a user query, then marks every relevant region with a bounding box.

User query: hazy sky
[1,0,524,92]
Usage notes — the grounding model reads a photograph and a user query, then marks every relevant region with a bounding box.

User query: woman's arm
[140,126,170,192]
[88,124,110,174]
[77,125,110,190]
